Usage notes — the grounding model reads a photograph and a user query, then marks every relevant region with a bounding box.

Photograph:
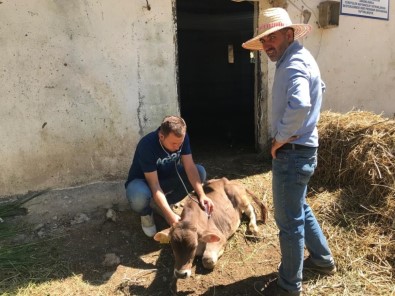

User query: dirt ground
[6,143,289,296]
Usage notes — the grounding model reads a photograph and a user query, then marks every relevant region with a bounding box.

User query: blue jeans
[125,164,206,216]
[272,146,334,293]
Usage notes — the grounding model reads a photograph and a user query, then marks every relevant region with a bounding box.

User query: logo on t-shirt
[156,151,181,166]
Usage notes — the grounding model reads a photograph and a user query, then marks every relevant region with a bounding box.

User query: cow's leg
[201,241,225,269]
[225,182,260,236]
[244,203,260,236]
[200,232,225,269]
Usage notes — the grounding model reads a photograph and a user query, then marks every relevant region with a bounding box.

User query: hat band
[258,21,290,31]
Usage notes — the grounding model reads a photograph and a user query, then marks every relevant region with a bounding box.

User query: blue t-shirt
[125,128,192,187]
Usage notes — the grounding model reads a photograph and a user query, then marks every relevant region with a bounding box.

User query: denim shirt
[272,41,325,147]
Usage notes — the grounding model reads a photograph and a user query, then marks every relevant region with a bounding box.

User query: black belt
[278,143,317,150]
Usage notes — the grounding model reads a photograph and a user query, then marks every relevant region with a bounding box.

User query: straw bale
[314,110,395,203]
[310,110,395,286]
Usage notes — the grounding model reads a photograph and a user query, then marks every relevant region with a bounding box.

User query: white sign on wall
[341,0,389,20]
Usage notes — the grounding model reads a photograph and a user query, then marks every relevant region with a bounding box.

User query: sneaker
[303,256,337,275]
[141,213,157,237]
[254,279,300,296]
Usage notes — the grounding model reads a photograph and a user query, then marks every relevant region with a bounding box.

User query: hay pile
[315,110,394,202]
[312,110,395,276]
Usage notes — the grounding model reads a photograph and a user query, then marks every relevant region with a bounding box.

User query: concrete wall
[268,0,395,118]
[1,0,393,197]
[301,1,394,117]
[0,0,179,196]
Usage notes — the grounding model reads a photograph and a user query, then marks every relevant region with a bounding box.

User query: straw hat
[242,7,312,51]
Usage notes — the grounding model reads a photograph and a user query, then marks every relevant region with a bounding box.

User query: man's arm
[275,73,311,143]
[144,171,180,225]
[181,154,214,214]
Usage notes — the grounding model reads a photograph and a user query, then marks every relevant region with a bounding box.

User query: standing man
[242,8,336,295]
[125,115,213,238]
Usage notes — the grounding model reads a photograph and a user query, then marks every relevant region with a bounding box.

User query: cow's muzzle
[174,268,191,279]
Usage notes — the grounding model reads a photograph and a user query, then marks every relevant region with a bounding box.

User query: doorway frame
[172,0,270,153]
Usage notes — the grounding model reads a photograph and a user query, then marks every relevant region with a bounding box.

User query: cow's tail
[246,189,268,224]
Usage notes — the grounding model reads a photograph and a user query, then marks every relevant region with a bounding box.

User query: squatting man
[124,115,214,237]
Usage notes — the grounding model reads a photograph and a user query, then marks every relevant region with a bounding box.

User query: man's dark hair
[283,27,295,38]
[160,116,187,138]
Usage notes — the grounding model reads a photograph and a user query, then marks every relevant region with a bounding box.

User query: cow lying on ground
[153,177,267,279]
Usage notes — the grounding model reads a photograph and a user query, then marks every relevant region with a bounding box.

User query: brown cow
[153,177,267,279]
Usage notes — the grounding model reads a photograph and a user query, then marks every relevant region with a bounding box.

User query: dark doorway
[176,0,255,149]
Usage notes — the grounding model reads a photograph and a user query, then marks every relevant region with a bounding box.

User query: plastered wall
[1,0,393,197]
[271,0,395,117]
[0,0,179,196]
[259,0,394,148]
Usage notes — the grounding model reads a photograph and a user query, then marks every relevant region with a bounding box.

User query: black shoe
[254,279,300,295]
[303,256,337,275]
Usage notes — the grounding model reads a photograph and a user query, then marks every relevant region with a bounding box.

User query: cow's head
[154,220,220,279]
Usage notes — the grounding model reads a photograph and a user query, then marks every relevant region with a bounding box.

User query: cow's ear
[153,228,170,244]
[201,232,221,243]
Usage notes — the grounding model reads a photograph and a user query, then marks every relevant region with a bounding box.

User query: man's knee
[196,164,206,182]
[126,179,152,215]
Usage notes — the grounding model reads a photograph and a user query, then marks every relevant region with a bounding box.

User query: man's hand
[271,139,284,159]
[169,212,181,225]
[271,136,299,159]
[199,194,214,215]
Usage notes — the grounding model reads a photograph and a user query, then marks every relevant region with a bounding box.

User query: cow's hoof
[249,224,260,236]
[202,257,217,269]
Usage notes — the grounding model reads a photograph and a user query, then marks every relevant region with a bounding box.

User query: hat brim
[242,24,312,51]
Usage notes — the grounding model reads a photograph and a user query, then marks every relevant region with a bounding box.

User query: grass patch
[0,192,69,295]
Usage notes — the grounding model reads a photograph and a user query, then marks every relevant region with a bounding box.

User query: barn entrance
[176,0,256,150]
